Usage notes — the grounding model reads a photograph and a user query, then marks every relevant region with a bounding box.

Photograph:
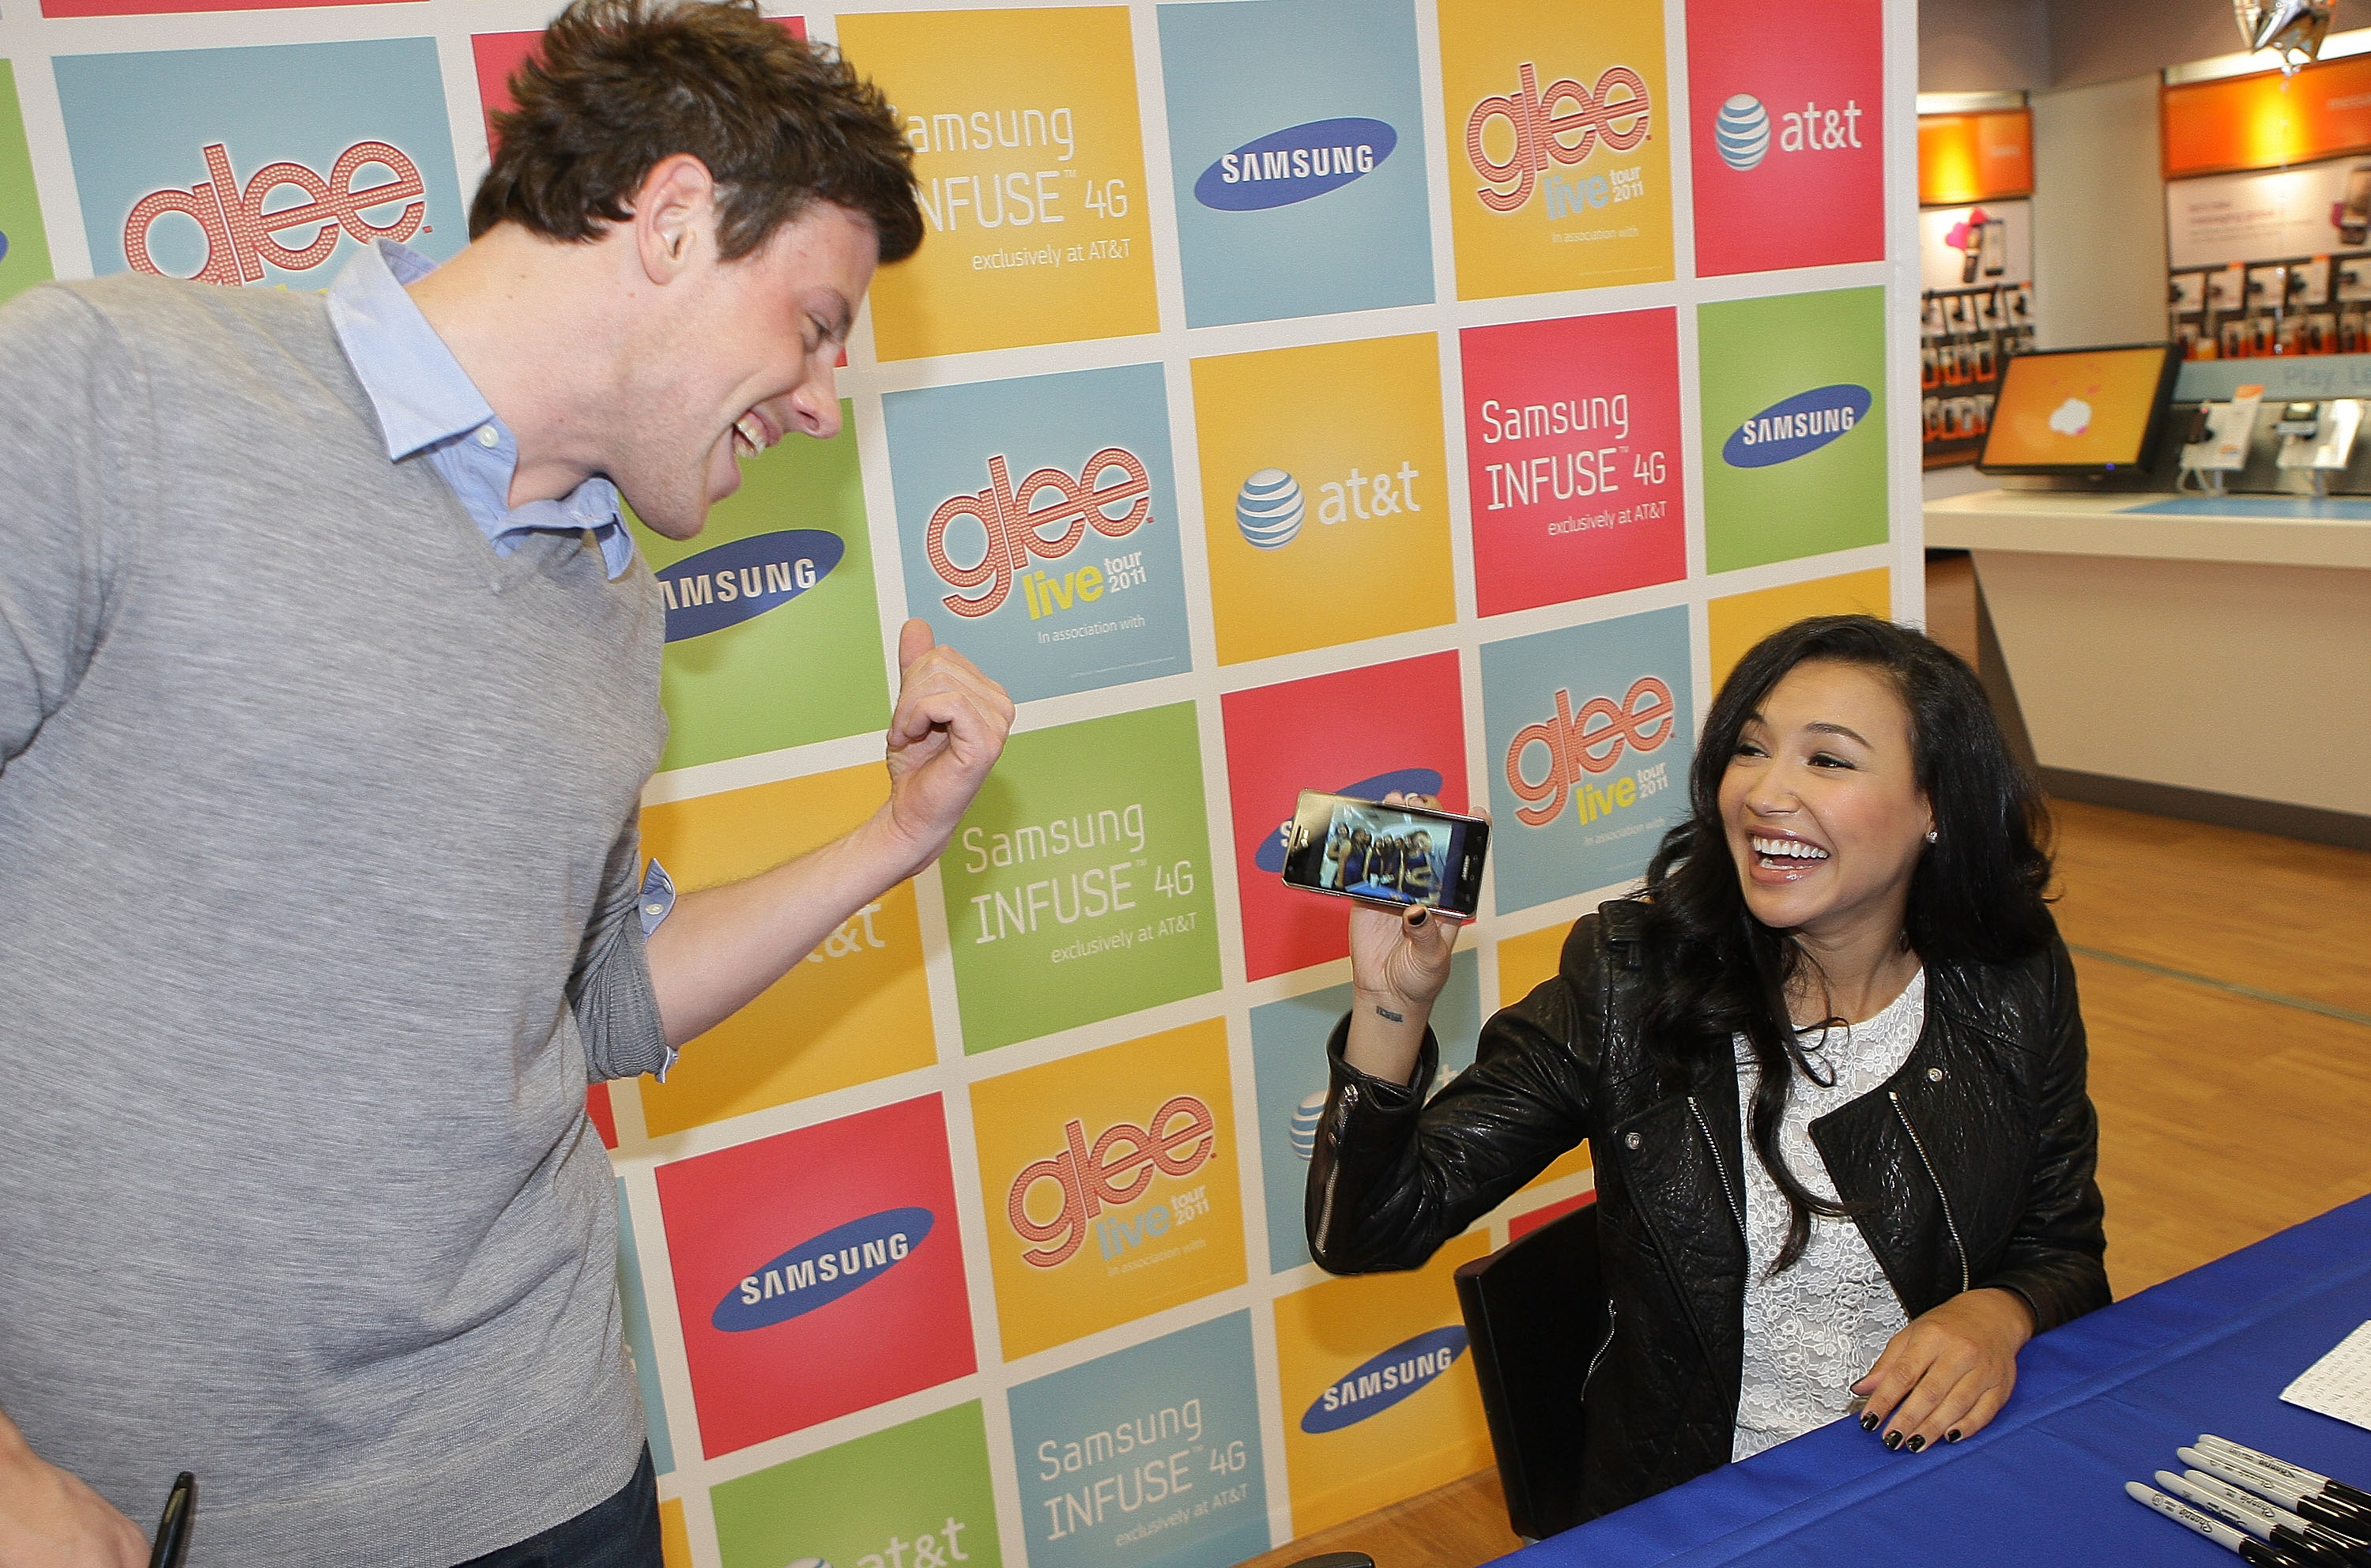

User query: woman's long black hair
[1636,615,2055,1273]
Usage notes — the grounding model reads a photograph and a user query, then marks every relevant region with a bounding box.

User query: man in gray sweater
[0,2,1012,1563]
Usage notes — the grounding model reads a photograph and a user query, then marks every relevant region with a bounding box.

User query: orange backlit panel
[1918,108,2033,205]
[2164,53,2371,179]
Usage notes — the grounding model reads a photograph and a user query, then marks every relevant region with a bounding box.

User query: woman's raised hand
[1340,793,1468,1087]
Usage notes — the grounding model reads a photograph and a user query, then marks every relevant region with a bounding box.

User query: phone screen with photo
[1279,791,1488,917]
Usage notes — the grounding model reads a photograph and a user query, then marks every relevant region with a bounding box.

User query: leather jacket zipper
[1686,1095,1746,1235]
[1585,1301,1619,1391]
[1890,1091,1971,1295]
[1314,1083,1358,1254]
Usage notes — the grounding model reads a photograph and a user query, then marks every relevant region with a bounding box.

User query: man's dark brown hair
[470,0,922,264]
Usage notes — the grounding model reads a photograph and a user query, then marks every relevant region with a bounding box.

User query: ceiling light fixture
[2236,0,2336,74]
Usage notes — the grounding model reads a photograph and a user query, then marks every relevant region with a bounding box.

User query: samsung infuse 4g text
[1279,791,1489,918]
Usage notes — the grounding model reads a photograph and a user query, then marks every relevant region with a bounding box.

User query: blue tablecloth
[1498,1195,2371,1566]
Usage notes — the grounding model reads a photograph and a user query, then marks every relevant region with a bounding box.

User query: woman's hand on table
[1851,1286,2036,1453]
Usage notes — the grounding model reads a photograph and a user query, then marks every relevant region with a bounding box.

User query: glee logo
[1466,63,1651,213]
[1506,677,1675,826]
[1006,1095,1216,1268]
[925,449,1151,618]
[124,141,426,285]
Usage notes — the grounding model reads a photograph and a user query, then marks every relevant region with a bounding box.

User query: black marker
[2160,1469,2370,1567]
[2183,1447,2371,1548]
[2202,1437,2371,1517]
[2131,1481,2321,1566]
[149,1472,194,1568]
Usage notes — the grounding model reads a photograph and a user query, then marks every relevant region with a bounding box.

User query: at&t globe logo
[1715,96,1770,171]
[1235,469,1305,549]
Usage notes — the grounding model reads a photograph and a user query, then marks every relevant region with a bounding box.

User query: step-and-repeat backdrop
[0,0,1919,1561]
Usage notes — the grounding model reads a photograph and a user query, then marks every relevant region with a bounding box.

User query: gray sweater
[0,275,669,1565]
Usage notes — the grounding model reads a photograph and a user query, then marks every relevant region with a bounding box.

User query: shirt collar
[326,239,495,463]
[325,240,636,581]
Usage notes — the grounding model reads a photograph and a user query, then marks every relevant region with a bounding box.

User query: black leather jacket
[1306,901,2109,1521]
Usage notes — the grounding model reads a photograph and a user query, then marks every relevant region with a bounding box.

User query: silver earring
[1924,829,1939,844]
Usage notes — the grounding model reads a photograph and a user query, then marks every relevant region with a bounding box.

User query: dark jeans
[453,1447,661,1568]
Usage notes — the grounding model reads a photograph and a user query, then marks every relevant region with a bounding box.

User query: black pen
[2203,1437,2371,1516]
[2131,1481,2321,1566]
[148,1472,194,1568]
[2184,1447,2371,1547]
[2159,1469,2369,1567]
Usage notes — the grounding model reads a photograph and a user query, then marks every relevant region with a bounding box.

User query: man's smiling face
[613,198,877,541]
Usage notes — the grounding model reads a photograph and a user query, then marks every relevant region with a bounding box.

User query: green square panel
[0,62,56,306]
[1698,287,1888,575]
[941,702,1222,1053]
[711,1400,1002,1568]
[631,399,891,772]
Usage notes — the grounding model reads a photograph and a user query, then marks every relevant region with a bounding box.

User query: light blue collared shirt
[324,239,635,580]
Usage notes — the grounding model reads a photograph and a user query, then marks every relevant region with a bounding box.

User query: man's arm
[0,288,138,775]
[0,1404,149,1568]
[643,619,1012,1048]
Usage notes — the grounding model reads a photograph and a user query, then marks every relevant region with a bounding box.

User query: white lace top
[1731,969,1927,1461]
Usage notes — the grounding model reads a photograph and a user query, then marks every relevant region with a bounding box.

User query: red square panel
[1461,308,1686,617]
[1687,0,1884,277]
[656,1095,973,1458]
[1221,652,1468,982]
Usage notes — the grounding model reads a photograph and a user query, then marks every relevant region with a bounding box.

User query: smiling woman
[1307,614,2104,1524]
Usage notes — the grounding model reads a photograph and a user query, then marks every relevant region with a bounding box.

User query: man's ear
[631,153,718,285]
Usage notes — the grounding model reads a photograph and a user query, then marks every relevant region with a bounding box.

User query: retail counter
[1923,489,2371,831]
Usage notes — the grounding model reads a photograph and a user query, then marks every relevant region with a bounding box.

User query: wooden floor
[1235,737,2371,1568]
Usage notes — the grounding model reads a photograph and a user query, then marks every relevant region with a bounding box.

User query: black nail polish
[1884,1430,1904,1450]
[1947,1429,1962,1444]
[1859,1412,1879,1431]
[1905,1434,1926,1453]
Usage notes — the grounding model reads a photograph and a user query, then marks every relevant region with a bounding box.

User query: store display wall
[2160,53,2371,363]
[0,0,1921,1561]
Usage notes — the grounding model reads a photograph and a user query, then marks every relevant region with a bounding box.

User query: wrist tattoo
[1374,1004,1406,1024]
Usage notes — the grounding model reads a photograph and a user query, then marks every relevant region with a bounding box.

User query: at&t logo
[1465,63,1650,215]
[1714,96,1770,171]
[1007,1096,1216,1268]
[925,449,1151,619]
[1506,677,1675,826]
[1713,94,1864,173]
[1231,461,1423,550]
[126,140,427,285]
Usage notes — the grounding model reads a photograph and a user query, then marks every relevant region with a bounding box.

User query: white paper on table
[2282,1319,2371,1433]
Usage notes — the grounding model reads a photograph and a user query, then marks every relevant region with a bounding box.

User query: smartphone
[1280,790,1489,918]
[1980,219,2007,277]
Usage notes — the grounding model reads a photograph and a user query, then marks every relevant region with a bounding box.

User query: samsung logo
[655,528,843,641]
[1195,118,1397,212]
[1254,767,1442,873]
[1302,1327,1468,1433]
[1721,385,1873,469]
[712,1206,932,1332]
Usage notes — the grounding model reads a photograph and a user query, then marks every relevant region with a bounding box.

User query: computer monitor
[1977,343,2181,476]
